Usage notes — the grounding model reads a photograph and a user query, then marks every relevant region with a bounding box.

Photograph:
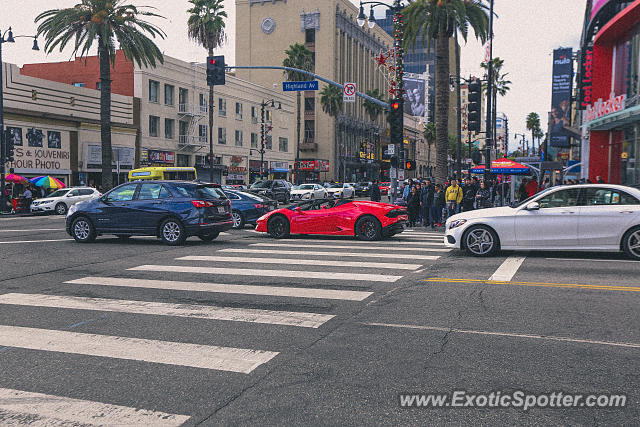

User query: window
[537,189,580,209]
[68,190,80,197]
[304,97,315,112]
[199,124,208,143]
[235,102,243,120]
[195,155,206,166]
[218,127,226,144]
[138,183,170,200]
[278,137,288,152]
[227,192,241,200]
[235,130,243,147]
[179,88,188,111]
[305,28,316,43]
[265,135,272,150]
[176,154,190,167]
[199,93,207,112]
[583,188,640,206]
[149,80,159,103]
[304,120,315,140]
[251,132,258,148]
[73,82,85,88]
[218,98,227,116]
[165,119,174,139]
[179,120,189,144]
[251,106,258,123]
[96,82,101,90]
[164,84,174,105]
[149,116,160,137]
[265,110,272,123]
[79,189,95,196]
[105,184,138,202]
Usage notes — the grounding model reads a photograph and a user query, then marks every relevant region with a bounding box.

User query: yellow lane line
[424,278,640,292]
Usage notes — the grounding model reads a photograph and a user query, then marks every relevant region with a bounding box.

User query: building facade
[235,0,392,182]
[22,51,296,185]
[3,63,135,188]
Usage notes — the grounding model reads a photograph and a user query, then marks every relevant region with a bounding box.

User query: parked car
[224,189,277,228]
[255,199,408,241]
[66,181,232,245]
[353,182,372,197]
[326,183,355,199]
[290,183,327,201]
[248,179,291,204]
[31,187,101,215]
[445,184,640,259]
[379,182,391,195]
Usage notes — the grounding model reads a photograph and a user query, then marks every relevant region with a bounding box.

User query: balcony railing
[300,140,318,151]
[178,103,207,116]
[179,135,207,146]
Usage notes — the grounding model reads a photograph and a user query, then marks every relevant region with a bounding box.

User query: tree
[533,127,545,154]
[525,112,541,155]
[404,0,489,185]
[363,89,385,122]
[36,0,166,191]
[282,43,313,173]
[187,0,227,183]
[319,85,344,180]
[423,122,436,175]
[481,57,511,142]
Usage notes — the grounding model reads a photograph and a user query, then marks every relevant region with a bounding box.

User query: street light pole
[484,0,495,182]
[254,99,281,181]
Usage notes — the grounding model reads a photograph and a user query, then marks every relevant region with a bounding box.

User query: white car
[290,184,327,201]
[445,184,640,260]
[326,183,355,199]
[31,187,101,215]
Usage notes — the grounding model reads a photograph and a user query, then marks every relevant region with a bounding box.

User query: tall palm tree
[36,0,166,191]
[526,112,541,155]
[187,0,227,183]
[319,85,344,180]
[404,0,489,185]
[363,89,385,122]
[282,43,313,171]
[481,58,511,142]
[423,122,436,176]
[533,127,544,154]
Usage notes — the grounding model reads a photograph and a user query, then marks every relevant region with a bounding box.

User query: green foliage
[187,0,227,52]
[282,43,313,82]
[363,89,385,122]
[319,85,343,118]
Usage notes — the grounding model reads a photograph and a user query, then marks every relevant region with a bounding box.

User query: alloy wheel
[55,203,67,215]
[232,212,242,228]
[466,228,494,255]
[74,220,90,240]
[163,221,181,243]
[627,231,640,258]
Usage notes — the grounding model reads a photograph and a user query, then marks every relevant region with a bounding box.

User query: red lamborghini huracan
[255,199,408,240]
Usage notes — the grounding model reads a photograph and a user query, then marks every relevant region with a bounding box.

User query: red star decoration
[374,53,387,67]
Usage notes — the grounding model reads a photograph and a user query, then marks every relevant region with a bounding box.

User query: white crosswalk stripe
[0,387,190,426]
[280,238,443,246]
[176,255,422,270]
[250,242,450,252]
[65,276,373,301]
[0,325,278,374]
[129,265,403,282]
[218,248,441,260]
[0,293,334,328]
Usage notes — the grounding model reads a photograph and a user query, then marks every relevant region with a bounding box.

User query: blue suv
[66,181,232,245]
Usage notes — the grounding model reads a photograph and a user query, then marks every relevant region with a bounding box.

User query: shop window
[149,116,159,137]
[149,80,159,103]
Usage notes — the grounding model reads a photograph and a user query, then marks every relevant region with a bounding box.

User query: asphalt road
[0,213,638,425]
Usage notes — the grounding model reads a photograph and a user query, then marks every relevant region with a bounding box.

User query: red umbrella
[5,173,29,184]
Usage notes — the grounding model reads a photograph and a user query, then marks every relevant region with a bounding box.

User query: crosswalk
[0,229,445,424]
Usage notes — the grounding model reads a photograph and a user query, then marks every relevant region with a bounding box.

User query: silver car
[31,187,101,215]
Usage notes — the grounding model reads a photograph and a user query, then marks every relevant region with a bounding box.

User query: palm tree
[319,85,344,180]
[36,0,166,191]
[363,89,385,122]
[423,122,436,176]
[525,112,541,155]
[404,0,489,185]
[187,0,227,183]
[282,43,313,170]
[533,127,544,155]
[481,58,511,142]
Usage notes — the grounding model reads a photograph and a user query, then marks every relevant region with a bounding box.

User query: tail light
[385,209,407,218]
[254,203,267,209]
[191,200,214,208]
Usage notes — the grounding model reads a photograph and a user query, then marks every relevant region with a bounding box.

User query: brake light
[191,200,214,208]
[385,209,407,218]
[254,203,267,209]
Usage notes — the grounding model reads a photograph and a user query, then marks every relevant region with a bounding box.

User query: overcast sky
[2,0,586,150]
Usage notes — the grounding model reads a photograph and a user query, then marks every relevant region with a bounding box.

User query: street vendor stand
[470,158,532,206]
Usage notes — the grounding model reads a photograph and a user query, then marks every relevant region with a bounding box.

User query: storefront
[225,155,248,185]
[270,161,290,180]
[249,160,268,183]
[295,159,330,183]
[83,143,135,187]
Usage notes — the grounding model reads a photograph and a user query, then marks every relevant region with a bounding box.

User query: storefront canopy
[470,158,531,175]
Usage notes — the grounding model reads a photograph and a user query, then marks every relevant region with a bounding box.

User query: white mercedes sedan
[444,184,640,260]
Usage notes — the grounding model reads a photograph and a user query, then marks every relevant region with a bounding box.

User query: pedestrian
[23,186,33,212]
[475,181,491,209]
[526,178,539,197]
[420,179,434,227]
[462,178,477,212]
[370,179,381,202]
[445,179,463,218]
[403,179,413,200]
[518,178,529,202]
[407,186,421,227]
[596,176,606,184]
[433,184,445,227]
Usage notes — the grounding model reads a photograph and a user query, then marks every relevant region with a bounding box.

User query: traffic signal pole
[0,40,6,212]
[484,0,495,182]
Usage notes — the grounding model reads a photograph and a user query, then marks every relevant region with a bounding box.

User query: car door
[290,201,332,233]
[514,188,580,248]
[96,183,140,231]
[64,189,82,207]
[133,183,172,232]
[578,187,640,247]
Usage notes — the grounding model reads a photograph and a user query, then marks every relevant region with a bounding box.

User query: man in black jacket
[420,179,435,227]
[462,178,477,212]
[370,180,381,202]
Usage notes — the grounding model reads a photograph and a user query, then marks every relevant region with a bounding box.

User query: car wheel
[71,217,96,243]
[267,215,290,239]
[55,203,68,215]
[160,218,187,246]
[463,225,499,257]
[355,216,381,241]
[232,210,245,229]
[622,227,640,260]
[198,231,220,242]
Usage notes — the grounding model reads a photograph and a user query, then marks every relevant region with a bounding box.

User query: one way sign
[343,82,356,103]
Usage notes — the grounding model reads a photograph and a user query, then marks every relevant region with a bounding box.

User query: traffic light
[405,160,416,171]
[3,129,14,163]
[388,98,403,146]
[468,79,481,133]
[207,55,226,86]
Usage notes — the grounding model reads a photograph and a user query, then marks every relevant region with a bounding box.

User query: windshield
[49,189,69,198]
[329,183,343,188]
[251,181,273,189]
[294,184,315,190]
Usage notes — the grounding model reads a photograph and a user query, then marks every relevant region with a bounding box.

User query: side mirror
[294,206,303,213]
[526,202,540,211]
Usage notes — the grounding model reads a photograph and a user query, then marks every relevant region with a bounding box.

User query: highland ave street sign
[283,81,319,91]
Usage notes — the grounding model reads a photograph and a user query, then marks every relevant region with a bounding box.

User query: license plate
[218,206,226,213]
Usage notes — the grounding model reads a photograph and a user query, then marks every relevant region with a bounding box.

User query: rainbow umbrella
[29,176,66,189]
[5,173,29,184]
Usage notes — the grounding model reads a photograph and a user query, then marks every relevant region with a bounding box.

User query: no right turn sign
[343,82,356,103]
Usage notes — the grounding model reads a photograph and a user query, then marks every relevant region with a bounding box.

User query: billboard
[550,48,573,148]
[591,0,611,20]
[403,77,426,117]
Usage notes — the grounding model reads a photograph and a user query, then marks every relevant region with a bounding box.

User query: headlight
[448,219,467,230]
[67,204,78,217]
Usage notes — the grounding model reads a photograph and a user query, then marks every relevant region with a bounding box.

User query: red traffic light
[391,101,400,110]
[208,58,216,65]
[405,160,416,171]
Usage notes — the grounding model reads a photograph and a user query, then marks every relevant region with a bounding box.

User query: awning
[271,168,289,173]
[587,104,640,131]
[470,158,531,175]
